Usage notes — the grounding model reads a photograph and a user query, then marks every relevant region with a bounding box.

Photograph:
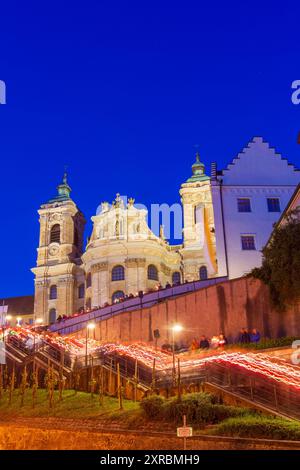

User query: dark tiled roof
[0,295,34,316]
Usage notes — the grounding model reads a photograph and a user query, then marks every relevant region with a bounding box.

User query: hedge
[140,393,251,425]
[212,415,300,440]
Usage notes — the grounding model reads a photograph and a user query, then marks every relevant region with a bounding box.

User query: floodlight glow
[172,324,183,333]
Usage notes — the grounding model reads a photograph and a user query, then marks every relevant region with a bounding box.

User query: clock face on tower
[48,244,59,257]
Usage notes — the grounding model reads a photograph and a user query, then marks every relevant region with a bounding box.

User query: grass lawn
[2,389,300,441]
[0,389,141,423]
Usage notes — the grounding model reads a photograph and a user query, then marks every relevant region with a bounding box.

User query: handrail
[49,276,228,335]
[205,361,300,420]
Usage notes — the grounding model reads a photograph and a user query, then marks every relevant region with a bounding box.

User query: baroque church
[31,137,300,323]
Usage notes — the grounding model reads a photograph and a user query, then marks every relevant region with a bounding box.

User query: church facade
[31,137,300,323]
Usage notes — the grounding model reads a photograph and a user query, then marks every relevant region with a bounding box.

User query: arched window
[49,285,57,300]
[86,273,92,288]
[172,271,181,285]
[49,308,57,324]
[199,266,208,280]
[78,284,85,299]
[112,290,125,303]
[50,224,61,244]
[148,264,158,281]
[112,265,125,281]
[86,298,91,310]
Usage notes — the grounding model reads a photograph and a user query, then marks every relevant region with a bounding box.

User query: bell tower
[180,152,217,281]
[31,173,86,323]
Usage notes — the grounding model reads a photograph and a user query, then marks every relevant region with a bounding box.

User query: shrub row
[211,415,300,441]
[140,393,251,425]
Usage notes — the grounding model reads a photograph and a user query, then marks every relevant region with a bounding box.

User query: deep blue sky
[0,1,299,297]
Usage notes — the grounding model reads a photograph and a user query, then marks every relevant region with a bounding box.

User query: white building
[211,137,300,279]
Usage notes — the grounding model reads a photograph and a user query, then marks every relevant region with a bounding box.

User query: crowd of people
[54,280,187,324]
[161,328,261,353]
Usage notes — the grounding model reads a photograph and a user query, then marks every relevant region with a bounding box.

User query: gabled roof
[220,137,300,186]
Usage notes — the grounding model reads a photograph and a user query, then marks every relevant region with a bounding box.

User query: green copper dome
[45,172,72,204]
[186,152,210,183]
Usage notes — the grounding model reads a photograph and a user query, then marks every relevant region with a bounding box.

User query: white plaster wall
[213,137,300,279]
[222,186,297,278]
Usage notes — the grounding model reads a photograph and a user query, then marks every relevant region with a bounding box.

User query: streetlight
[172,323,183,350]
[171,323,183,385]
[33,318,43,352]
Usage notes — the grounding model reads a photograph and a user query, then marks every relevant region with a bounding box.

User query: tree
[251,210,300,310]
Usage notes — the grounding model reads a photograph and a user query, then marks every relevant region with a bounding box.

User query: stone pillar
[34,278,49,323]
[57,276,75,316]
[137,258,146,293]
[91,262,109,307]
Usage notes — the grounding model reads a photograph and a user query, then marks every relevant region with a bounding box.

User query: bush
[209,404,251,422]
[140,396,165,418]
[212,415,300,440]
[164,393,215,424]
[140,392,252,425]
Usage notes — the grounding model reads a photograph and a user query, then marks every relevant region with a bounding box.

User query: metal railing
[206,361,300,420]
[49,276,228,335]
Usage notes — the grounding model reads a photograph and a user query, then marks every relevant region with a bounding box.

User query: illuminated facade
[32,137,300,323]
[32,155,216,322]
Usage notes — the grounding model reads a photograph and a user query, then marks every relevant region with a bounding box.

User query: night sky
[0,1,299,297]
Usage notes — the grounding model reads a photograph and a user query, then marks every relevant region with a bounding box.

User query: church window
[86,273,92,288]
[49,285,57,300]
[112,290,125,303]
[78,284,85,299]
[199,266,208,280]
[49,308,57,324]
[237,198,251,213]
[112,265,125,281]
[267,198,280,212]
[241,235,256,250]
[50,224,61,243]
[172,271,181,284]
[148,264,158,281]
